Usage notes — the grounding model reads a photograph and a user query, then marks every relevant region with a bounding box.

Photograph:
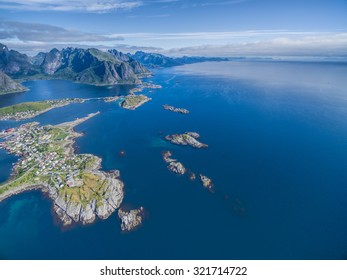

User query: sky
[0,0,347,57]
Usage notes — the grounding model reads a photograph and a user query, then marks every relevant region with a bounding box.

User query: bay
[0,61,347,259]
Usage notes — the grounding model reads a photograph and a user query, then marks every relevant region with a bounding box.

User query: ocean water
[0,61,347,260]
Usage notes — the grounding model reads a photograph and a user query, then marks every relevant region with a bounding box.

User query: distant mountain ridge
[0,43,151,87]
[130,51,228,68]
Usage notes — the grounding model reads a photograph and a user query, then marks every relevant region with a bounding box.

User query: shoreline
[0,183,45,204]
[0,98,103,121]
[0,111,124,226]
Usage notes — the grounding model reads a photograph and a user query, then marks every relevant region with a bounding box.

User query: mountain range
[0,43,227,94]
[130,51,228,68]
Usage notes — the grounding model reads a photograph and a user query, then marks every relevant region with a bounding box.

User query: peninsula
[165,132,208,148]
[0,112,124,226]
[0,98,85,121]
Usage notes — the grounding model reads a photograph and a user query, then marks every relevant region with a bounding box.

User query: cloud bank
[0,21,123,43]
[165,33,347,57]
[1,21,346,57]
[0,0,142,13]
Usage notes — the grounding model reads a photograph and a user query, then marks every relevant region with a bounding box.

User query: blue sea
[0,61,347,260]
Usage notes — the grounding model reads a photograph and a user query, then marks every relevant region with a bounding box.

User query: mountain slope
[0,43,40,78]
[42,47,151,85]
[0,71,27,95]
[108,49,150,77]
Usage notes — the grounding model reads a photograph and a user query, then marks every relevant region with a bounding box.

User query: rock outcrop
[165,132,208,148]
[163,104,189,114]
[199,174,213,189]
[162,151,186,175]
[118,207,144,231]
[52,171,124,226]
[168,161,186,175]
[41,48,62,75]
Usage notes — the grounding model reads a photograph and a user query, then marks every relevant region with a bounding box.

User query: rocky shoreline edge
[0,112,125,227]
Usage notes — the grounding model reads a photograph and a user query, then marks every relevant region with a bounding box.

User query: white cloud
[2,24,347,57]
[0,21,123,42]
[0,0,142,13]
[165,36,347,57]
[112,31,347,57]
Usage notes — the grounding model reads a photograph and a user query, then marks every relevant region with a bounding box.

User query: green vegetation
[58,172,108,208]
[121,94,151,109]
[0,101,52,116]
[0,98,84,120]
[0,168,38,195]
[49,127,69,141]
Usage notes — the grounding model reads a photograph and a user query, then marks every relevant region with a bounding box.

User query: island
[163,104,189,114]
[162,150,186,175]
[103,96,120,103]
[165,132,208,148]
[129,82,162,95]
[161,151,214,190]
[120,94,151,110]
[118,207,144,231]
[0,112,124,226]
[0,98,85,121]
[188,171,196,181]
[199,174,213,190]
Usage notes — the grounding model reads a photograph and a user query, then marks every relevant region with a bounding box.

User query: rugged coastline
[0,112,124,226]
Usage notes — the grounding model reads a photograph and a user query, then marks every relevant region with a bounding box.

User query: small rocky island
[200,174,213,189]
[188,171,196,181]
[103,96,120,103]
[163,104,189,114]
[0,112,124,226]
[118,207,144,231]
[165,132,208,148]
[0,98,85,121]
[129,82,162,95]
[120,94,151,110]
[162,150,186,175]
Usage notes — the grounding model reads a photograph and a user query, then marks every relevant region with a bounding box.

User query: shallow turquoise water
[0,61,347,259]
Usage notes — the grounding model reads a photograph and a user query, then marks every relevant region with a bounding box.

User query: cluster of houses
[1,123,89,189]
